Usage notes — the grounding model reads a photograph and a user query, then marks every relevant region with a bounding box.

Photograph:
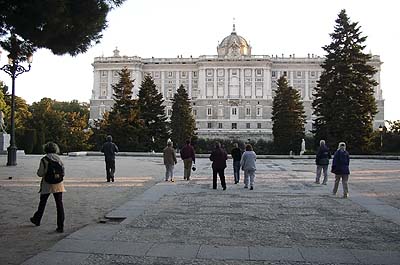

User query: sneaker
[30,217,40,226]
[170,179,175,182]
[343,194,348,198]
[223,187,226,190]
[234,181,238,184]
[244,186,248,189]
[56,227,64,233]
[250,186,254,190]
[165,179,169,181]
[111,177,114,182]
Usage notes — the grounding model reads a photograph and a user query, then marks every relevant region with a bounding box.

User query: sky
[0,0,399,120]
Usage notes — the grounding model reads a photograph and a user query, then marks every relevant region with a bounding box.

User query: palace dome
[217,24,251,57]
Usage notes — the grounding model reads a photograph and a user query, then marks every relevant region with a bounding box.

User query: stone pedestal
[0,133,10,151]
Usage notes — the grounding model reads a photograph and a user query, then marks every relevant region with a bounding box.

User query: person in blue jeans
[331,142,350,198]
[230,143,242,184]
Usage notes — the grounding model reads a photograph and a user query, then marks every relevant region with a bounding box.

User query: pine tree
[137,75,169,152]
[312,10,378,153]
[170,84,196,148]
[272,76,306,154]
[104,68,141,151]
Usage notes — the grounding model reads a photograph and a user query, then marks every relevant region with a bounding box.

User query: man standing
[230,143,242,184]
[180,139,196,180]
[101,135,119,182]
[315,139,331,185]
[210,142,228,190]
[163,141,177,182]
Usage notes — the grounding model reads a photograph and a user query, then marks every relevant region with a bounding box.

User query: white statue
[300,139,305,155]
[0,111,6,133]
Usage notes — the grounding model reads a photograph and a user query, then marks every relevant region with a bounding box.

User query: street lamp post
[0,46,33,166]
[378,125,383,153]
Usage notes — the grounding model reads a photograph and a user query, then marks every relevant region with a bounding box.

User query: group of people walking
[29,135,349,233]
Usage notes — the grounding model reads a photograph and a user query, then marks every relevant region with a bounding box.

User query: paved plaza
[1,154,399,264]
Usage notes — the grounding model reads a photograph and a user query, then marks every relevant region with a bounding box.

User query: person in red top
[180,139,195,180]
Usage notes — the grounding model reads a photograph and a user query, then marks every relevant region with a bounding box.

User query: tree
[312,10,378,153]
[272,76,306,154]
[137,75,169,152]
[0,0,125,56]
[100,68,142,151]
[170,84,196,148]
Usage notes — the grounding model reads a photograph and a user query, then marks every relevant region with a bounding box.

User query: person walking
[101,135,119,182]
[30,142,65,233]
[315,140,331,185]
[331,142,350,198]
[163,141,177,182]
[231,143,242,184]
[180,139,196,180]
[209,142,228,190]
[241,144,257,190]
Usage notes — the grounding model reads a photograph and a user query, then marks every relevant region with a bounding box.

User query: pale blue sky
[0,0,398,120]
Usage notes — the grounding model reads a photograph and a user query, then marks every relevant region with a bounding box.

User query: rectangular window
[207,69,213,76]
[283,71,287,77]
[207,107,212,116]
[310,71,316,77]
[168,72,173,77]
[297,71,302,77]
[257,107,262,116]
[102,70,107,77]
[232,123,237,129]
[256,69,262,76]
[218,123,223,129]
[181,71,187,78]
[193,71,198,77]
[246,107,251,116]
[193,109,197,116]
[207,122,212,128]
[231,107,237,115]
[257,123,262,129]
[246,123,251,129]
[231,69,237,76]
[272,71,276,78]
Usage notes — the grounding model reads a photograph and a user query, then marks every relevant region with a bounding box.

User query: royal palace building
[89,25,384,141]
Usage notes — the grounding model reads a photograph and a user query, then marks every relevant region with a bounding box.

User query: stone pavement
[3,155,400,264]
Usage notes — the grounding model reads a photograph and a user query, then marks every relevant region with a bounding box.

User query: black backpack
[43,157,64,184]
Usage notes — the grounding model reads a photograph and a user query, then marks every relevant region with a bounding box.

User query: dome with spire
[217,23,251,57]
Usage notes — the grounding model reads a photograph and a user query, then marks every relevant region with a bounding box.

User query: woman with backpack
[30,142,65,233]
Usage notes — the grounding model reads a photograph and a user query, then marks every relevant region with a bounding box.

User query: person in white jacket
[240,144,257,190]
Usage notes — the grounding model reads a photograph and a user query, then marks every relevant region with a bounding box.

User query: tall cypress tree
[272,76,306,154]
[170,84,196,148]
[104,68,141,151]
[137,75,169,152]
[312,10,377,153]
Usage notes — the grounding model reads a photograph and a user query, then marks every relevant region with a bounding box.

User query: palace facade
[89,25,384,141]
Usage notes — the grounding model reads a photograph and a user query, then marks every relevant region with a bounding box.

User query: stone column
[263,68,271,99]
[161,71,165,99]
[175,70,180,94]
[252,68,256,99]
[224,68,229,98]
[213,68,217,99]
[240,68,245,98]
[199,68,205,99]
[304,71,309,100]
[188,70,192,98]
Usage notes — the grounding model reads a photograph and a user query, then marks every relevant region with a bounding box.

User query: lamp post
[0,41,33,166]
[378,125,383,153]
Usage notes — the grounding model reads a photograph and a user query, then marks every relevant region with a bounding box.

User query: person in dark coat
[180,139,196,180]
[101,135,119,182]
[331,142,350,198]
[315,140,331,185]
[209,142,228,190]
[230,143,242,184]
